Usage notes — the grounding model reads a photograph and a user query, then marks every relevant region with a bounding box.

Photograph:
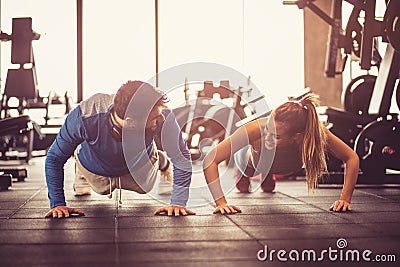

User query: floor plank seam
[357,190,395,200]
[6,184,47,219]
[115,193,121,266]
[0,238,260,246]
[222,215,266,247]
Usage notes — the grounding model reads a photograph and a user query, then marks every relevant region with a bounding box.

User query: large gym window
[159,0,304,108]
[0,0,76,100]
[82,0,155,99]
[1,1,304,107]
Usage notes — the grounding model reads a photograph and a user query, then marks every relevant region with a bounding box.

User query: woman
[203,93,359,214]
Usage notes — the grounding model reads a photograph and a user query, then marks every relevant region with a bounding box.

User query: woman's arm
[324,128,359,211]
[203,119,265,214]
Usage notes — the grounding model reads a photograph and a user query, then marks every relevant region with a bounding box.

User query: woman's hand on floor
[213,204,242,214]
[329,200,351,212]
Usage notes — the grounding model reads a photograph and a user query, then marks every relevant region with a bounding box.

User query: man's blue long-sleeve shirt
[45,93,192,208]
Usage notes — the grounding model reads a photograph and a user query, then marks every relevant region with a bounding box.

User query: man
[45,80,194,218]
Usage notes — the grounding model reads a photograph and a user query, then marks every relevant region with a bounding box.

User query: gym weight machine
[0,17,71,188]
[285,0,400,183]
[172,79,267,163]
[0,18,40,187]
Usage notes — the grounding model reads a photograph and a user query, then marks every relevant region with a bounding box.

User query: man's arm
[159,109,192,206]
[153,109,195,216]
[45,107,86,209]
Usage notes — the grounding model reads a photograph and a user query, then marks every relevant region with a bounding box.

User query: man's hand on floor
[45,206,85,218]
[154,205,196,216]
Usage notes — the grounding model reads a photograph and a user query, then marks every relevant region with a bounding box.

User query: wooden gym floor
[0,156,399,267]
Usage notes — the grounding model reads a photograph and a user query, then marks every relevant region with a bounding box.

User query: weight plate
[173,104,232,161]
[354,117,400,176]
[343,75,376,116]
